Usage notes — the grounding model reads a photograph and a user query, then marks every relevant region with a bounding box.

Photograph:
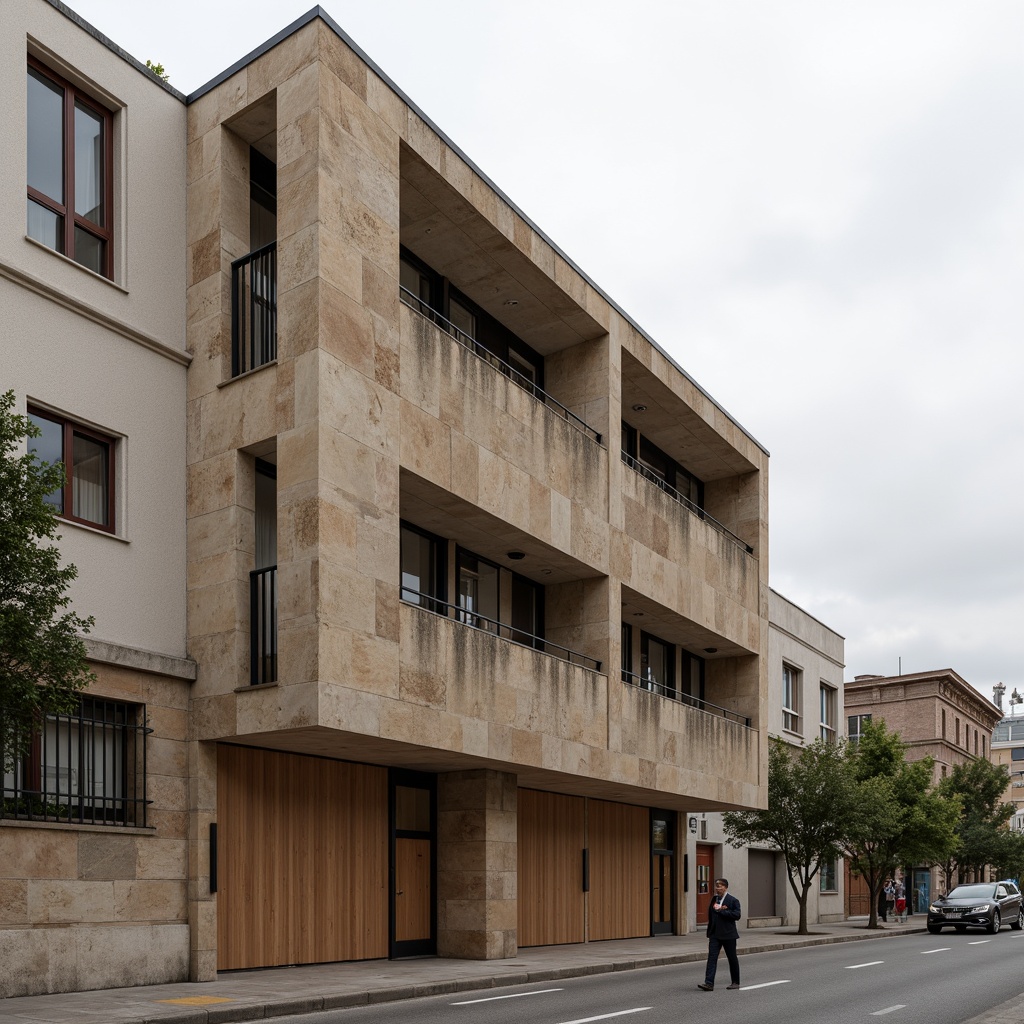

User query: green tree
[0,391,93,773]
[842,719,959,928]
[938,758,1017,887]
[723,737,853,934]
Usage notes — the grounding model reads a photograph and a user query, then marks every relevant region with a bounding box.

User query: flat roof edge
[45,0,187,101]
[188,4,768,456]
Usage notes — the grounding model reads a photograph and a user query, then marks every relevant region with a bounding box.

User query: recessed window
[641,631,675,698]
[819,859,837,892]
[782,663,801,733]
[28,407,115,532]
[848,713,872,745]
[2,697,150,826]
[27,60,113,278]
[819,683,837,743]
[400,522,447,615]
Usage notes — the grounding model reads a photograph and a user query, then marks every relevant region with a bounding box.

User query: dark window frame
[621,419,704,509]
[28,405,116,533]
[640,630,676,699]
[400,520,448,615]
[27,57,114,279]
[2,697,150,827]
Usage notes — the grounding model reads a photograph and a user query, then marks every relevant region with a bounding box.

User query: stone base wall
[0,923,189,997]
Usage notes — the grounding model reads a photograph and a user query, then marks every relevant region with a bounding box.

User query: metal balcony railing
[621,451,754,554]
[231,242,277,377]
[250,565,277,685]
[401,588,602,671]
[400,285,602,445]
[621,669,751,727]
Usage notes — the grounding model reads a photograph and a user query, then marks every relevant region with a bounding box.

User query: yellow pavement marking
[157,996,233,1005]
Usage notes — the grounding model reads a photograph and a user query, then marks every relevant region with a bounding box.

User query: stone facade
[6,0,773,992]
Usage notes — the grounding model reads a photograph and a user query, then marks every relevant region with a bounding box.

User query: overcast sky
[66,0,1024,702]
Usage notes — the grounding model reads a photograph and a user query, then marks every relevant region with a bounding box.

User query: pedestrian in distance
[895,878,907,923]
[698,877,741,991]
[884,877,896,921]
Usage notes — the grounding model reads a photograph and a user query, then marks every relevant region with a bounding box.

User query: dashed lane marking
[738,981,791,990]
[968,940,991,945]
[845,961,884,969]
[557,1009,651,1024]
[453,989,563,1005]
[920,948,950,954]
[871,1006,906,1016]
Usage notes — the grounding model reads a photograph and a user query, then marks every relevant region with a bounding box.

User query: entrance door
[651,811,676,934]
[390,770,435,957]
[695,844,715,926]
[912,869,931,915]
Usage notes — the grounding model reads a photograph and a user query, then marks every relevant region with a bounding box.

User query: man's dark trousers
[705,935,740,987]
[704,891,742,987]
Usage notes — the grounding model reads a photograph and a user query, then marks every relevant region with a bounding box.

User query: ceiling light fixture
[631,404,647,412]
[506,550,526,560]
[704,647,718,654]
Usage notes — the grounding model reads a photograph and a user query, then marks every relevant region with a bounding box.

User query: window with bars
[2,698,150,826]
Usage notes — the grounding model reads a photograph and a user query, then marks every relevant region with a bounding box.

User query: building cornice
[85,638,197,681]
[0,259,191,367]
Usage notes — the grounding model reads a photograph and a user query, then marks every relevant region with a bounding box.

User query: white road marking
[968,940,991,945]
[920,948,950,954]
[845,960,884,969]
[871,1006,906,1016]
[557,1010,651,1024]
[452,989,563,1005]
[738,980,791,990]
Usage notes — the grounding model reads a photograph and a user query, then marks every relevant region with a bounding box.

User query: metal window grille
[231,242,277,376]
[2,698,150,826]
[250,565,278,685]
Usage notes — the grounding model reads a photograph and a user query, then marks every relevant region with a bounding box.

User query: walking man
[698,877,741,991]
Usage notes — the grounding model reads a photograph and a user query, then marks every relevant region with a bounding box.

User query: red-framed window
[28,406,116,533]
[26,57,113,278]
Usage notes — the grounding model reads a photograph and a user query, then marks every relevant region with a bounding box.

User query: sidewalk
[0,917,1020,1024]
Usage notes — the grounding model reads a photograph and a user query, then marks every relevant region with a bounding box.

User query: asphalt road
[282,929,1024,1024]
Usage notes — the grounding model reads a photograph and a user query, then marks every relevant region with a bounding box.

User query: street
[282,931,1024,1024]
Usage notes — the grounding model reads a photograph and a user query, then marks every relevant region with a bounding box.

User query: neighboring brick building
[989,686,1024,833]
[4,0,773,995]
[843,669,1002,916]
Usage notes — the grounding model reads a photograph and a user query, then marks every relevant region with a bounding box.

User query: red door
[696,844,714,926]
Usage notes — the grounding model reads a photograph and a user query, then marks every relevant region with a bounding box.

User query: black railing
[250,565,278,685]
[231,242,277,377]
[1,698,152,826]
[401,587,601,671]
[621,451,754,554]
[400,286,602,445]
[622,669,751,727]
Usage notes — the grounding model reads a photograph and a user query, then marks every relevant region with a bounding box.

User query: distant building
[687,591,846,930]
[843,669,1002,916]
[989,685,1024,833]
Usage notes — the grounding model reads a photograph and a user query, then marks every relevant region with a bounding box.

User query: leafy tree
[724,737,853,934]
[0,391,93,773]
[937,758,1016,888]
[842,719,959,927]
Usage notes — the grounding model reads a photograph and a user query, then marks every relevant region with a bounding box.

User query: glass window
[680,651,705,704]
[448,295,477,341]
[641,632,675,698]
[510,572,542,647]
[457,551,499,631]
[28,408,115,532]
[621,622,633,682]
[27,62,112,277]
[400,523,446,614]
[819,683,836,743]
[848,714,872,744]
[782,664,801,732]
[819,859,837,892]
[2,698,148,826]
[395,786,431,832]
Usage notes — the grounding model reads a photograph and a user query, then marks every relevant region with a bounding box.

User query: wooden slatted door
[588,799,650,940]
[216,745,388,970]
[390,770,435,957]
[517,789,585,947]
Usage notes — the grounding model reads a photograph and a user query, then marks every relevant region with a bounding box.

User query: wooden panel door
[517,789,585,947]
[390,772,435,957]
[588,799,649,940]
[216,745,388,970]
[695,843,715,926]
[394,838,431,942]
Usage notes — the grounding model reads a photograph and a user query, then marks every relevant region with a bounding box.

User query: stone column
[436,770,517,959]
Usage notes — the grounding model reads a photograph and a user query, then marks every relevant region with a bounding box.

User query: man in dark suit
[697,877,741,991]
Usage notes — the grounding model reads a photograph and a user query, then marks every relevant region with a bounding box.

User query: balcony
[400,286,601,444]
[250,565,277,685]
[622,450,752,554]
[231,242,277,377]
[621,669,751,728]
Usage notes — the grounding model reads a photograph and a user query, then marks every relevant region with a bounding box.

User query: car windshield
[946,884,995,899]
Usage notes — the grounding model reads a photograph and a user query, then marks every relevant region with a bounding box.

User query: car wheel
[987,910,1001,934]
[954,924,967,933]
[1011,910,1024,931]
[927,924,941,934]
